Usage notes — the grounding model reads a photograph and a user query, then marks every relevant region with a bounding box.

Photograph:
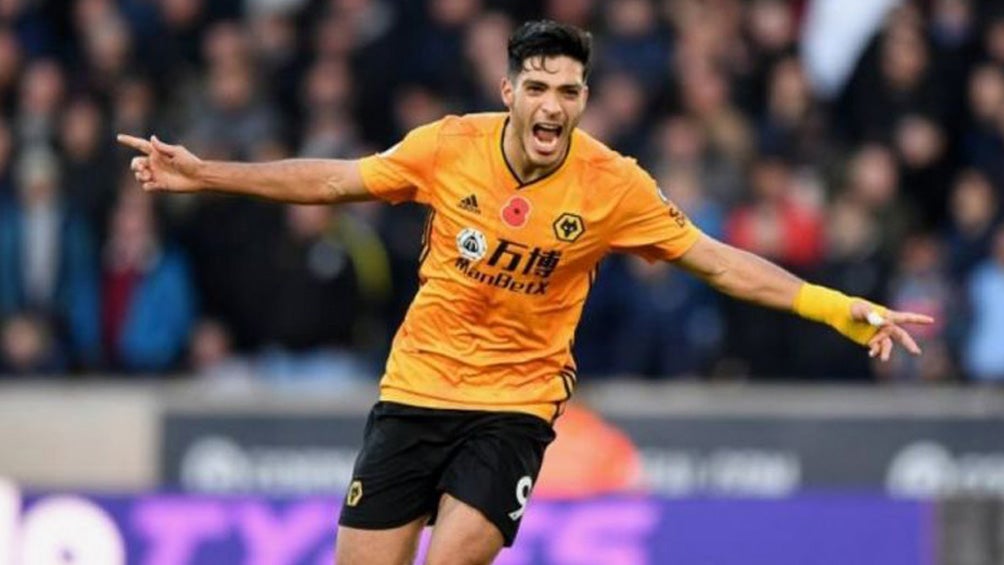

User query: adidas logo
[459,194,481,214]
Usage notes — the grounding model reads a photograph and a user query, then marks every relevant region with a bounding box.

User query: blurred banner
[163,412,1004,498]
[0,487,930,565]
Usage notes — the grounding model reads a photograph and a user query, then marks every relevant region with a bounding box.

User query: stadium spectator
[298,57,359,157]
[609,255,725,378]
[945,169,1001,281]
[843,144,912,254]
[678,59,755,169]
[980,13,1004,67]
[100,185,195,373]
[0,27,23,117]
[800,196,890,380]
[73,1,134,100]
[405,0,478,103]
[0,148,100,370]
[757,56,831,165]
[591,71,649,158]
[847,13,945,143]
[666,0,744,81]
[316,0,404,146]
[175,178,283,354]
[111,76,158,141]
[893,114,952,228]
[659,167,726,244]
[0,313,64,374]
[59,96,118,243]
[247,10,300,124]
[962,63,1004,185]
[963,225,1004,381]
[738,0,799,117]
[15,59,64,147]
[188,317,254,383]
[574,256,633,377]
[599,0,672,90]
[881,234,956,382]
[250,203,390,385]
[462,12,514,111]
[725,155,824,270]
[928,0,979,138]
[543,0,594,29]
[140,0,208,88]
[183,44,279,160]
[1,0,56,59]
[650,114,744,207]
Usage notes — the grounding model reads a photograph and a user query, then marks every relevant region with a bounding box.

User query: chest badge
[456,227,488,261]
[553,213,585,243]
[501,195,532,228]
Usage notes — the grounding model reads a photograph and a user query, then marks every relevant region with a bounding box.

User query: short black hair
[507,20,592,81]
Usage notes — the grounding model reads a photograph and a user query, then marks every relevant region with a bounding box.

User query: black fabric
[338,401,555,547]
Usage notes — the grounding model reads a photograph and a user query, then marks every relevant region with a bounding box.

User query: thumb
[151,135,177,157]
[851,300,887,326]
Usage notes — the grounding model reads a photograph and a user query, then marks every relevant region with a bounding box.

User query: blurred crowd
[0,0,1003,384]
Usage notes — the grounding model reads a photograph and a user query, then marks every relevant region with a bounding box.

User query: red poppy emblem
[501,196,531,228]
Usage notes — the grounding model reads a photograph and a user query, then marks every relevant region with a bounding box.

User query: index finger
[116,134,152,154]
[890,324,923,355]
[887,311,935,325]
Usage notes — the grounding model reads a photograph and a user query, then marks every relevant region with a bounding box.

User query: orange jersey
[359,113,701,421]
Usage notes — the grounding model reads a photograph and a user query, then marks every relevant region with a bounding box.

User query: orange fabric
[359,113,702,421]
[534,404,643,499]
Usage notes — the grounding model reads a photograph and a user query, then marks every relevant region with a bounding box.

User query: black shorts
[338,401,556,547]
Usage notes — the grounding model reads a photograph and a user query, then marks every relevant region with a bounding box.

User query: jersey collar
[496,116,574,191]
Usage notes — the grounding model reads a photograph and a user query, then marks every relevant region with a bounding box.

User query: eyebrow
[523,79,583,90]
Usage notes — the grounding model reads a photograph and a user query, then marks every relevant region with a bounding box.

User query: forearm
[196,159,368,204]
[677,235,883,346]
[699,241,803,311]
[720,254,886,345]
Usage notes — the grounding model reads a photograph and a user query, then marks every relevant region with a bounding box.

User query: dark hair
[507,20,593,81]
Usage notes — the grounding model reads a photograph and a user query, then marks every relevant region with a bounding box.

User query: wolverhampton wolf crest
[346,480,363,507]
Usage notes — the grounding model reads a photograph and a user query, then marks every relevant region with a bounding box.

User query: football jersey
[359,113,701,421]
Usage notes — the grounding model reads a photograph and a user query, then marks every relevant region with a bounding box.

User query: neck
[502,118,567,184]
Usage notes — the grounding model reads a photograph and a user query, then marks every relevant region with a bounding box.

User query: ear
[500,76,514,109]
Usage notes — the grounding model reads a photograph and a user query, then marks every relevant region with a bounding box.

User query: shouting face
[501,55,588,181]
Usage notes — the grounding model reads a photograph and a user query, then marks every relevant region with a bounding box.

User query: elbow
[699,242,735,291]
[323,174,351,203]
[705,246,757,298]
[322,162,366,204]
[708,268,745,298]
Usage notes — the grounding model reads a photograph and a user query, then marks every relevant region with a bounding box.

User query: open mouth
[531,123,563,155]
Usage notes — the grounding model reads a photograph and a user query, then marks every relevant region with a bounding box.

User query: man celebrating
[120,20,931,565]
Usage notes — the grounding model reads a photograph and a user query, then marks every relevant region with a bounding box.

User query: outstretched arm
[117,134,374,204]
[673,233,934,361]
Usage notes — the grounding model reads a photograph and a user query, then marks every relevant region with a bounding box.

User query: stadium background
[2,0,1004,563]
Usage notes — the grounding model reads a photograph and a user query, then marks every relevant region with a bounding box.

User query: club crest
[456,228,488,261]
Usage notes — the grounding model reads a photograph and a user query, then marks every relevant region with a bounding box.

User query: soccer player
[119,20,932,565]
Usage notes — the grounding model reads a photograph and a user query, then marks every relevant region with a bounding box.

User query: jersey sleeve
[358,119,443,205]
[608,164,702,261]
